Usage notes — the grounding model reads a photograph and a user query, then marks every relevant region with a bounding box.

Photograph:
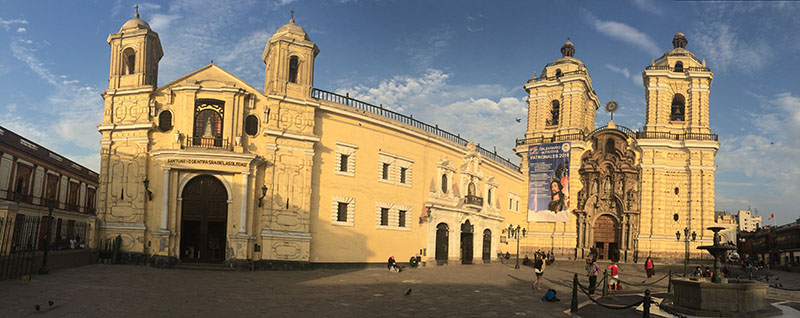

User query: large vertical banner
[528,142,571,222]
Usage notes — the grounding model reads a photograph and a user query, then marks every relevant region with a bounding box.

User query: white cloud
[336,69,527,161]
[398,26,455,71]
[0,18,28,31]
[149,13,180,31]
[8,38,103,170]
[692,22,770,72]
[16,27,26,33]
[716,93,800,219]
[581,10,661,56]
[605,64,631,78]
[631,0,661,14]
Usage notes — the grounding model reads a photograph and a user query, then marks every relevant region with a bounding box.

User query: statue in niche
[592,177,599,194]
[603,175,611,196]
[627,188,638,210]
[577,189,586,210]
[616,176,624,194]
[202,116,214,138]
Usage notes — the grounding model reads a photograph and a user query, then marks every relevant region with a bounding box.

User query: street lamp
[506,224,527,269]
[676,227,697,276]
[258,185,268,207]
[39,197,55,274]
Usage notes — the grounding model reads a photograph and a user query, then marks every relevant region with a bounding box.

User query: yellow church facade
[96,13,719,268]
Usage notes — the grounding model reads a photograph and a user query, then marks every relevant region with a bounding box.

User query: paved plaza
[1,260,799,317]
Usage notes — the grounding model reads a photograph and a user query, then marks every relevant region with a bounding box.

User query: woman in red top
[644,257,655,278]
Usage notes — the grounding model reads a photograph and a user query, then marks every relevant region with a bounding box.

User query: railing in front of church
[645,65,711,72]
[185,137,231,150]
[312,88,521,171]
[636,131,718,141]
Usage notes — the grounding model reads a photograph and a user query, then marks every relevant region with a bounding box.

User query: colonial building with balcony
[0,126,98,250]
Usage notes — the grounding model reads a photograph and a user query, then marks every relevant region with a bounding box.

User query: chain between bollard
[667,270,672,293]
[643,289,651,318]
[571,273,579,313]
[602,269,609,297]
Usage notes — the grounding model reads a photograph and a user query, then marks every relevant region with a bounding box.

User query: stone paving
[0,259,798,317]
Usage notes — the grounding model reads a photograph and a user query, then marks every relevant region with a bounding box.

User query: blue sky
[1,0,798,225]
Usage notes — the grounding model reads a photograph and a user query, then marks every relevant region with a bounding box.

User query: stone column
[160,168,170,231]
[239,172,249,234]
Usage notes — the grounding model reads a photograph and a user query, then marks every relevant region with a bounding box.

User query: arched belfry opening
[123,48,136,75]
[671,94,685,122]
[576,128,640,262]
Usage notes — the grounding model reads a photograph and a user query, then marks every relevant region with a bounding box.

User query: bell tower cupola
[262,11,320,98]
[642,32,713,134]
[106,5,163,90]
[522,40,600,141]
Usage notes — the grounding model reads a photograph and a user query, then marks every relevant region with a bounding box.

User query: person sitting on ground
[692,266,703,277]
[387,256,401,272]
[702,267,712,278]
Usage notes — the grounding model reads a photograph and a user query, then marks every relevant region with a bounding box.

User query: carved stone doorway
[180,175,228,263]
[593,215,619,261]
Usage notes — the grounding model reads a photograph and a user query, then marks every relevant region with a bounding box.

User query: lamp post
[676,227,696,277]
[39,197,55,274]
[258,185,268,207]
[506,224,527,269]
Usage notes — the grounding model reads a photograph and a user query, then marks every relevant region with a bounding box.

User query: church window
[339,154,349,172]
[605,139,615,154]
[555,69,563,78]
[400,167,407,184]
[487,188,493,205]
[337,202,348,222]
[288,56,299,83]
[547,100,560,126]
[382,163,390,180]
[193,99,224,146]
[335,142,357,177]
[244,114,259,136]
[158,110,173,132]
[380,207,389,226]
[398,210,406,228]
[670,94,685,121]
[441,174,448,193]
[123,48,136,75]
[674,61,683,72]
[468,182,476,196]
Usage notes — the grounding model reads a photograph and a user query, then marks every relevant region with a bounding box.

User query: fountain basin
[667,278,781,317]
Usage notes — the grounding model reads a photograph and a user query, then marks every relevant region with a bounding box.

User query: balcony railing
[645,65,711,72]
[185,137,231,150]
[516,126,718,146]
[465,195,483,206]
[312,88,521,171]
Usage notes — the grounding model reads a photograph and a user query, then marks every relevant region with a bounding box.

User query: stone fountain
[662,226,782,317]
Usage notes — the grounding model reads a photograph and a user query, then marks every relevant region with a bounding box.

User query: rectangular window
[516,201,519,211]
[400,167,407,184]
[380,207,389,226]
[398,210,406,228]
[382,163,390,180]
[337,202,348,222]
[339,154,349,172]
[509,198,513,210]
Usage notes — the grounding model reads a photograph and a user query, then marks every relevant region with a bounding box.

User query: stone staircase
[174,262,233,271]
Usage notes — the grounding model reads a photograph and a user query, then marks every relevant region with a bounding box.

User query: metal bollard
[668,270,673,293]
[643,289,651,318]
[602,269,609,297]
[571,273,579,313]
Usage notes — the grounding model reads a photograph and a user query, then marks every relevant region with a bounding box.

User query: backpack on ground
[541,289,560,302]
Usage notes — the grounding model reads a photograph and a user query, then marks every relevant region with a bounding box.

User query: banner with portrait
[527,142,571,222]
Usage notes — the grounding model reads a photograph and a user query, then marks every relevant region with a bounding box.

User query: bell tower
[522,40,600,140]
[642,32,713,134]
[262,11,320,98]
[106,5,163,90]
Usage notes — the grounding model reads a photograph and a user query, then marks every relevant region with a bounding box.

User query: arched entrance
[180,175,228,263]
[482,229,491,263]
[461,220,474,264]
[435,223,449,265]
[593,214,619,261]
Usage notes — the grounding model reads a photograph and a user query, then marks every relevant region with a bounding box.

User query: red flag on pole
[768,213,774,220]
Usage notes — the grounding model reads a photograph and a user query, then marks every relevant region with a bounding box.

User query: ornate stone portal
[576,128,640,262]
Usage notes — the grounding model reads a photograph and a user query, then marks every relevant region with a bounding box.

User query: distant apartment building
[737,210,762,232]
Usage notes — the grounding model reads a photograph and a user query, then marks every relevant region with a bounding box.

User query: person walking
[587,258,601,295]
[607,260,620,295]
[644,257,655,278]
[532,255,546,290]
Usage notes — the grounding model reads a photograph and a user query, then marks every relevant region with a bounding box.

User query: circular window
[674,187,680,195]
[158,110,173,132]
[244,114,259,136]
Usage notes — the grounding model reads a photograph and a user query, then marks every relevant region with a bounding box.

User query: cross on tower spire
[135,4,140,18]
[290,9,295,23]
